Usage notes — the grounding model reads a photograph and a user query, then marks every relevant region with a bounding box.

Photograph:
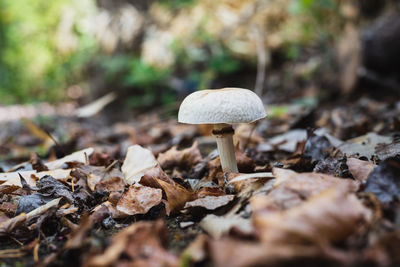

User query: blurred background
[0,0,399,118]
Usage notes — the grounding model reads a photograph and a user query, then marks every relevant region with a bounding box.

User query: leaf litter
[0,96,399,267]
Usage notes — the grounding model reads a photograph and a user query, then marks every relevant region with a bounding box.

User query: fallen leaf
[0,169,71,193]
[85,220,178,267]
[236,150,255,172]
[208,238,333,267]
[156,178,194,214]
[121,145,158,184]
[36,175,74,202]
[15,193,54,215]
[45,147,94,170]
[1,198,61,236]
[181,234,208,263]
[338,133,393,161]
[252,188,371,244]
[157,141,202,170]
[116,185,162,215]
[364,157,400,206]
[94,175,126,193]
[273,168,359,197]
[140,165,175,187]
[200,214,253,239]
[347,157,376,181]
[80,165,124,192]
[304,134,332,162]
[184,195,235,210]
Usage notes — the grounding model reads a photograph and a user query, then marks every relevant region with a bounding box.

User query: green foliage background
[0,0,339,106]
[0,0,97,104]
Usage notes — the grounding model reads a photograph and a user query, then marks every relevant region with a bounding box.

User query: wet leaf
[36,175,74,202]
[304,134,332,162]
[365,157,400,205]
[15,193,54,215]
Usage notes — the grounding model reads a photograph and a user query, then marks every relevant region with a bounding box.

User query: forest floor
[0,92,400,267]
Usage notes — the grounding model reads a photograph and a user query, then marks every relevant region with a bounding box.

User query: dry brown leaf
[252,188,371,244]
[208,238,334,267]
[196,187,226,198]
[94,176,126,193]
[184,195,235,210]
[156,178,195,214]
[140,166,175,187]
[347,157,376,181]
[85,220,178,267]
[236,150,255,173]
[83,166,124,192]
[273,168,359,197]
[157,141,202,170]
[116,185,162,216]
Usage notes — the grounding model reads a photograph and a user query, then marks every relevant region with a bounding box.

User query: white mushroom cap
[178,88,266,124]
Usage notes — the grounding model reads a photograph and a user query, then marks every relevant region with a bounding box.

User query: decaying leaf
[252,188,371,244]
[36,175,74,202]
[347,157,376,181]
[85,220,178,267]
[121,145,158,184]
[338,133,393,161]
[364,157,400,206]
[184,195,235,210]
[1,198,61,236]
[157,141,202,170]
[0,169,71,193]
[116,185,162,215]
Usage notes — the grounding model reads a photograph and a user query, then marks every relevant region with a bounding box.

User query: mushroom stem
[213,124,238,173]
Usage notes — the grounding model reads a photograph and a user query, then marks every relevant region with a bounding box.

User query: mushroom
[178,88,266,173]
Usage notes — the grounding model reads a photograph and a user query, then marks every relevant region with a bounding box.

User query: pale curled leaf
[45,147,94,170]
[121,145,158,184]
[200,214,253,239]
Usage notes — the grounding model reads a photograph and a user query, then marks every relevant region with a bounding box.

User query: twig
[254,26,267,96]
